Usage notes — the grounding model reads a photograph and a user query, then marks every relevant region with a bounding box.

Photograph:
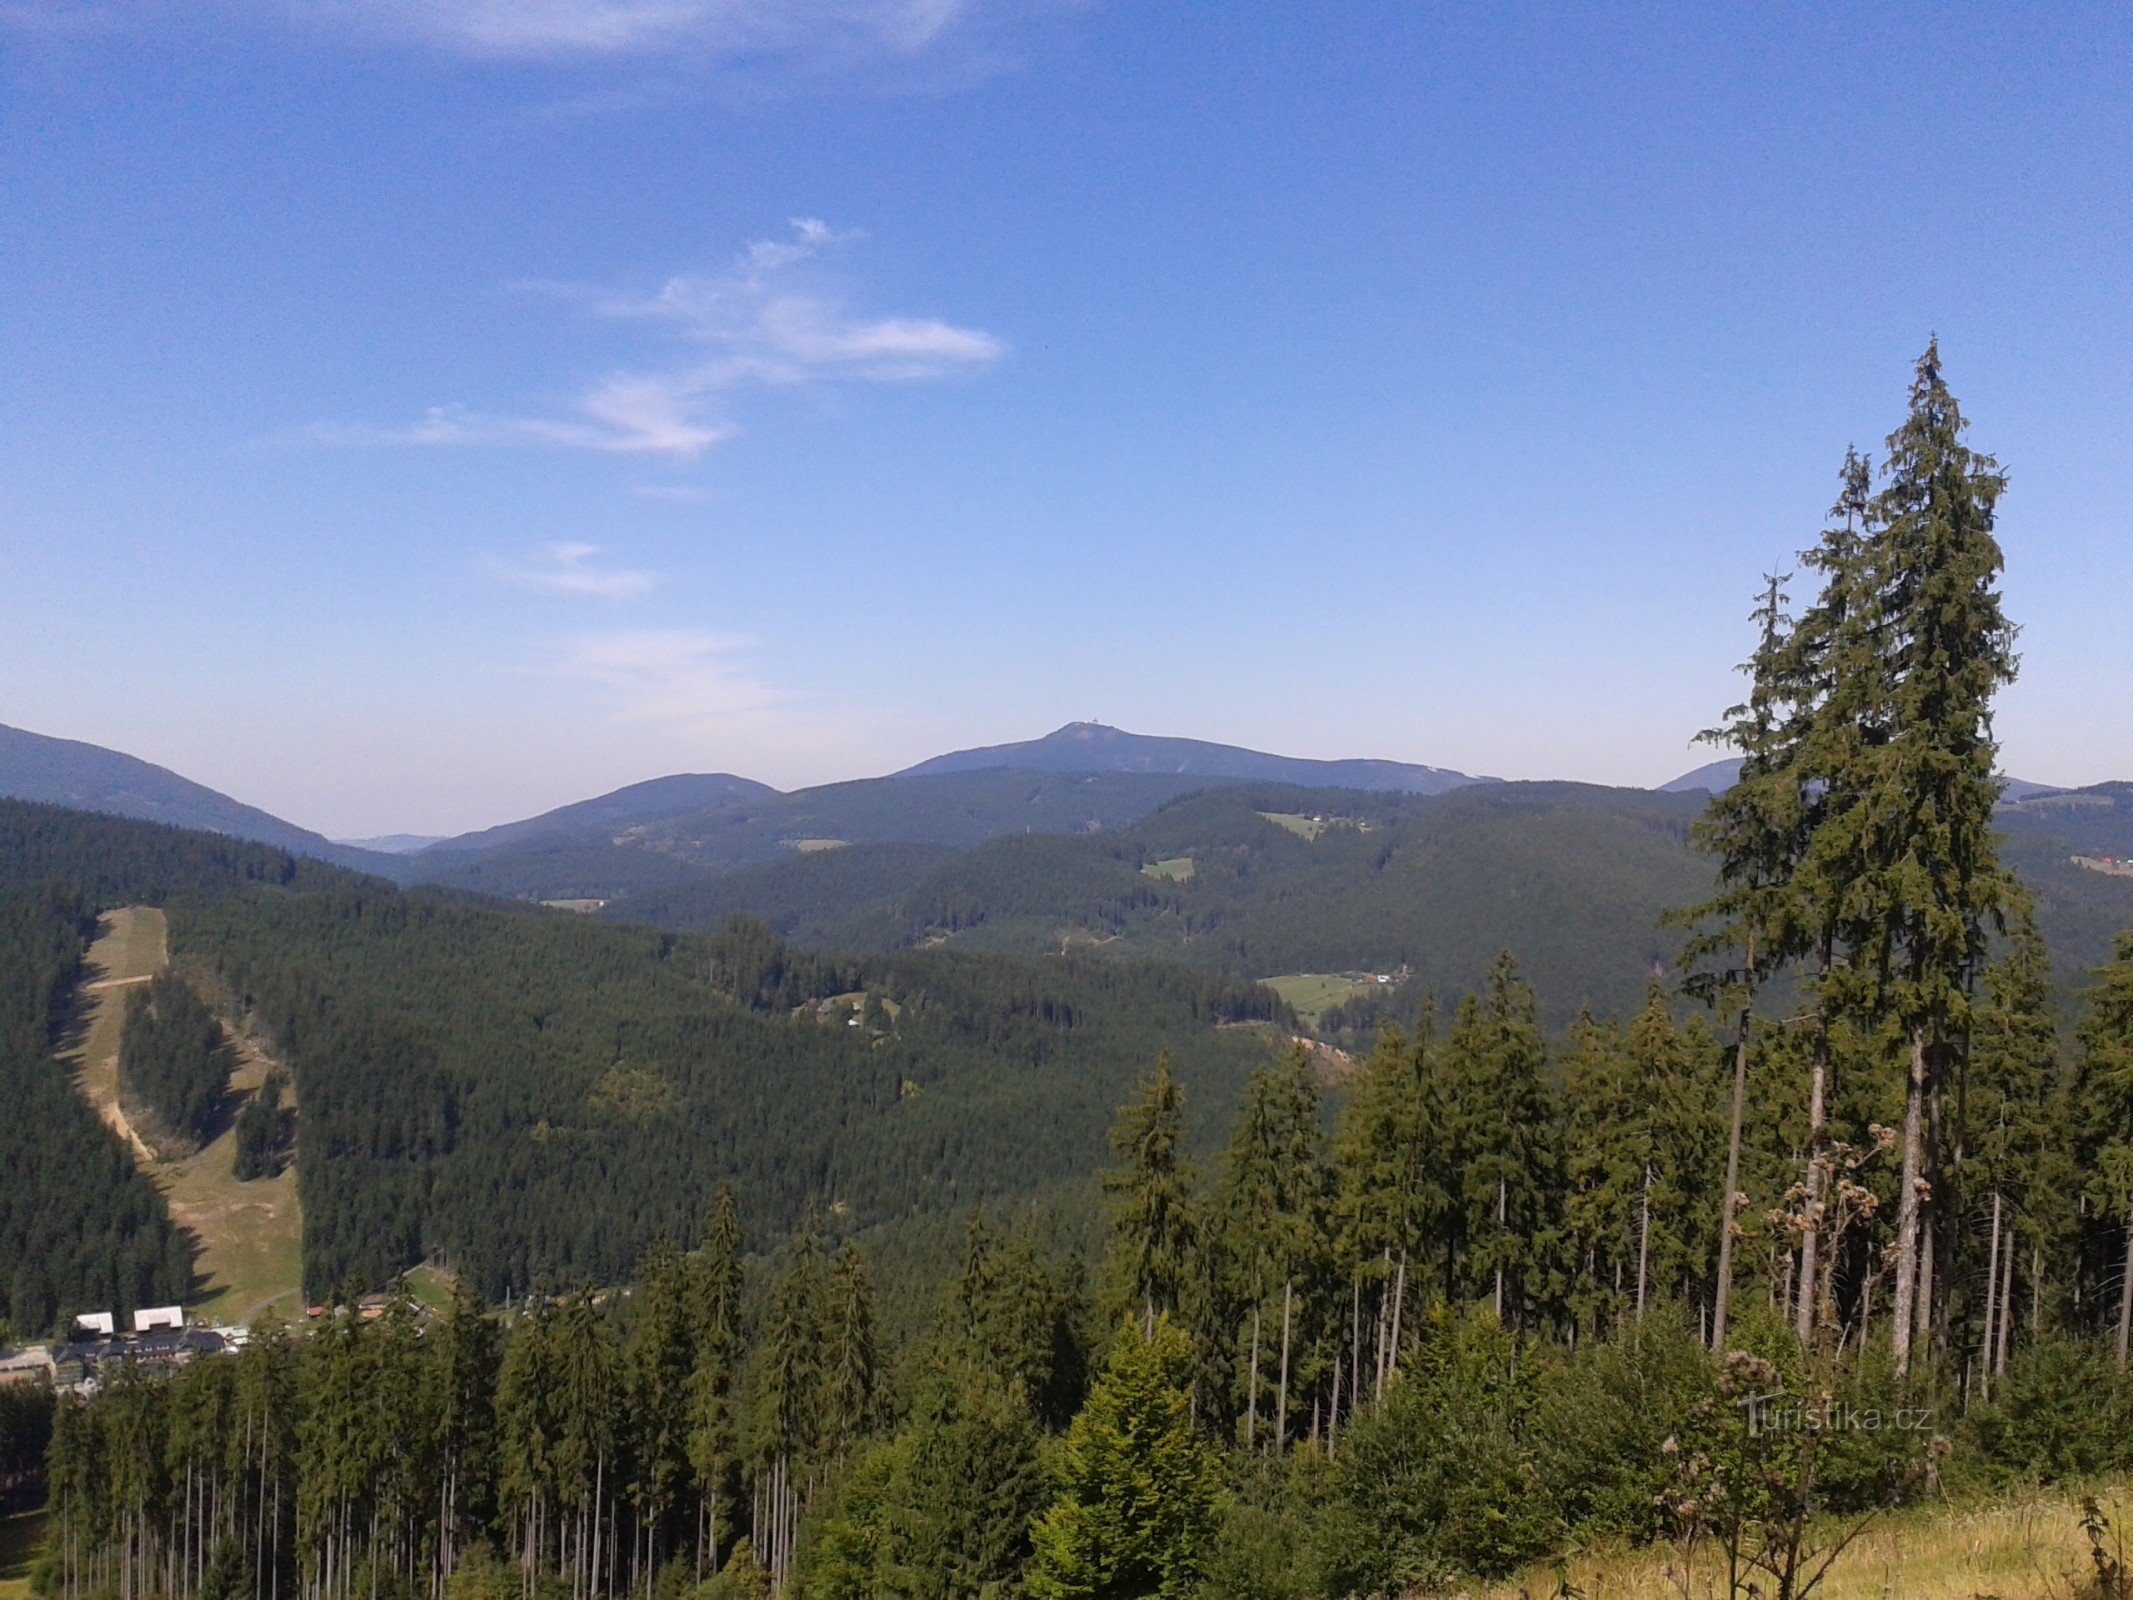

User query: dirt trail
[62,908,304,1324]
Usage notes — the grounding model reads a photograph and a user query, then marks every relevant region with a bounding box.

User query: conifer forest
[9,349,2133,1598]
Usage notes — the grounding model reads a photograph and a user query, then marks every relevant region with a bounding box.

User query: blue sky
[2,2,2127,836]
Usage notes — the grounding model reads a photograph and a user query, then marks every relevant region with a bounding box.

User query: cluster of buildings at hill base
[0,1307,247,1392]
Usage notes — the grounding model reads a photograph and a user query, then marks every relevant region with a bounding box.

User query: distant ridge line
[895,721,1496,795]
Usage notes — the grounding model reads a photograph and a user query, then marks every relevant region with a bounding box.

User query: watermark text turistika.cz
[1735,1390,1935,1437]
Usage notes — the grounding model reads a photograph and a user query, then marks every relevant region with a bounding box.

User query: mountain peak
[896,723,1490,794]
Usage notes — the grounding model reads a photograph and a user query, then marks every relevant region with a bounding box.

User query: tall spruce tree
[1213,1047,1328,1449]
[626,1239,695,1576]
[430,1284,500,1586]
[822,1245,878,1455]
[1103,1054,1199,1333]
[1784,450,1883,1348]
[1855,341,2019,1375]
[1966,926,2060,1387]
[946,1212,1086,1429]
[1558,1008,1645,1338]
[1443,954,1555,1325]
[753,1209,826,1589]
[687,1187,744,1579]
[1331,1007,1445,1414]
[1673,572,1809,1351]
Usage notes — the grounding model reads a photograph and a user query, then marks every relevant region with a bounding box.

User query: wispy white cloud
[299,0,971,63]
[564,627,791,728]
[314,395,731,456]
[335,219,1001,460]
[593,218,1005,385]
[0,0,986,64]
[498,542,658,600]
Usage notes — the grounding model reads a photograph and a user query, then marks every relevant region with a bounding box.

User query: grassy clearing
[1474,1482,2132,1600]
[1259,810,1330,840]
[1141,856,1195,882]
[0,1504,46,1600]
[400,1262,459,1315]
[789,838,851,853]
[64,908,305,1326]
[1262,972,1372,1028]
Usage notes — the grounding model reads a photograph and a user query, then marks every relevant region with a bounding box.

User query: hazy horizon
[5,4,2128,835]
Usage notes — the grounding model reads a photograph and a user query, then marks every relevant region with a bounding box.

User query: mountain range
[4,719,2124,961]
[6,714,2131,1319]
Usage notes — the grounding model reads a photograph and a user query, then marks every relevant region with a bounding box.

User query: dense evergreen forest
[0,880,194,1334]
[30,920,2133,1600]
[619,780,2133,1035]
[174,888,1285,1303]
[0,797,1286,1331]
[0,803,371,1332]
[412,770,1221,901]
[119,974,237,1155]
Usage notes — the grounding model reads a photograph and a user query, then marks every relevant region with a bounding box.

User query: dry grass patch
[1471,1484,2131,1600]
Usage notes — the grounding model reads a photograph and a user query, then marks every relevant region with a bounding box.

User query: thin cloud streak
[329,219,1001,459]
[498,543,659,600]
[1,0,979,63]
[299,0,971,62]
[564,627,792,729]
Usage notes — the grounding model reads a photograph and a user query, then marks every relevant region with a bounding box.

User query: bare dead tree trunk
[1372,1255,1388,1402]
[2031,1243,2043,1341]
[1794,1022,1830,1344]
[1712,1005,1752,1351]
[1328,1354,1341,1455]
[1388,1248,1408,1377]
[1349,1273,1362,1409]
[1996,1237,2016,1375]
[1980,1189,2003,1400]
[1891,1026,1929,1376]
[1275,1279,1294,1452]
[1636,1163,1652,1320]
[1918,1066,1946,1359]
[1493,1178,1507,1320]
[2118,1219,2133,1372]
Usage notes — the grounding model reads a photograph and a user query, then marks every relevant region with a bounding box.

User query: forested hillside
[36,928,2133,1600]
[418,771,777,856]
[0,881,194,1332]
[407,770,1221,900]
[1996,780,2133,856]
[0,799,1289,1330]
[117,973,236,1154]
[620,779,2133,1032]
[0,798,345,1332]
[177,888,1285,1303]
